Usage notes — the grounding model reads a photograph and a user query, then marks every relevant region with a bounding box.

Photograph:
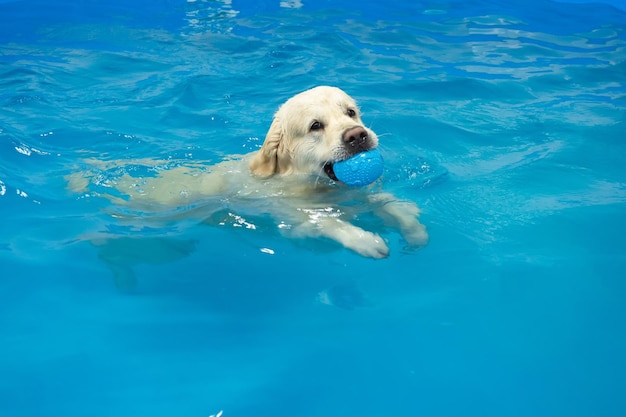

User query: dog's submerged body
[70,86,428,258]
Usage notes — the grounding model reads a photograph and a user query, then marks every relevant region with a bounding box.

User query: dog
[68,86,428,259]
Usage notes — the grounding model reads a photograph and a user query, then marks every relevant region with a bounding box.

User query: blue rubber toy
[333,149,384,187]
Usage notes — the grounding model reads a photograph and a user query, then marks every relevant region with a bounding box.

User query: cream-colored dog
[69,86,428,258]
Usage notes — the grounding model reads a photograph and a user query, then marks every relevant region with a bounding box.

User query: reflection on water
[183,0,239,34]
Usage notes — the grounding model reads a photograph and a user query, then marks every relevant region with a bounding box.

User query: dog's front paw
[309,218,390,259]
[351,231,389,259]
[402,223,429,251]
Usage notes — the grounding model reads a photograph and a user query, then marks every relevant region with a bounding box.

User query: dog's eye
[347,108,357,118]
[310,121,323,131]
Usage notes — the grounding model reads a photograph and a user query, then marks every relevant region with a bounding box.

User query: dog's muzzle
[323,127,374,182]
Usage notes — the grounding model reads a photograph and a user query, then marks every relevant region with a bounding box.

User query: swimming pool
[1,0,625,416]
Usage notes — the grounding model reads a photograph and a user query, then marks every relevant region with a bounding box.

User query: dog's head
[250,86,379,180]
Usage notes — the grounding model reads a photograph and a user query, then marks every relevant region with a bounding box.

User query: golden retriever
[69,86,428,258]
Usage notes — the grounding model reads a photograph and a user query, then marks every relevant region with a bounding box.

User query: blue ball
[333,149,384,186]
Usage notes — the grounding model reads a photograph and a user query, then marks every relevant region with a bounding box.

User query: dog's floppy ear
[250,116,288,177]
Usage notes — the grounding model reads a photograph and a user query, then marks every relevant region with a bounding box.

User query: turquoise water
[1,0,626,416]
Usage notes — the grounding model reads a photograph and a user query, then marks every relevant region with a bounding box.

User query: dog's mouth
[323,162,339,181]
[323,147,375,182]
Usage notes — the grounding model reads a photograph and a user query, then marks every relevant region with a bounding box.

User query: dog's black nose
[343,126,368,148]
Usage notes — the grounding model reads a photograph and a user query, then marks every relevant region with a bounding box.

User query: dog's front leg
[293,216,389,259]
[369,192,429,250]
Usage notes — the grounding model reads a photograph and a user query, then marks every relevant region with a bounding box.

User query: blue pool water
[1,0,626,416]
